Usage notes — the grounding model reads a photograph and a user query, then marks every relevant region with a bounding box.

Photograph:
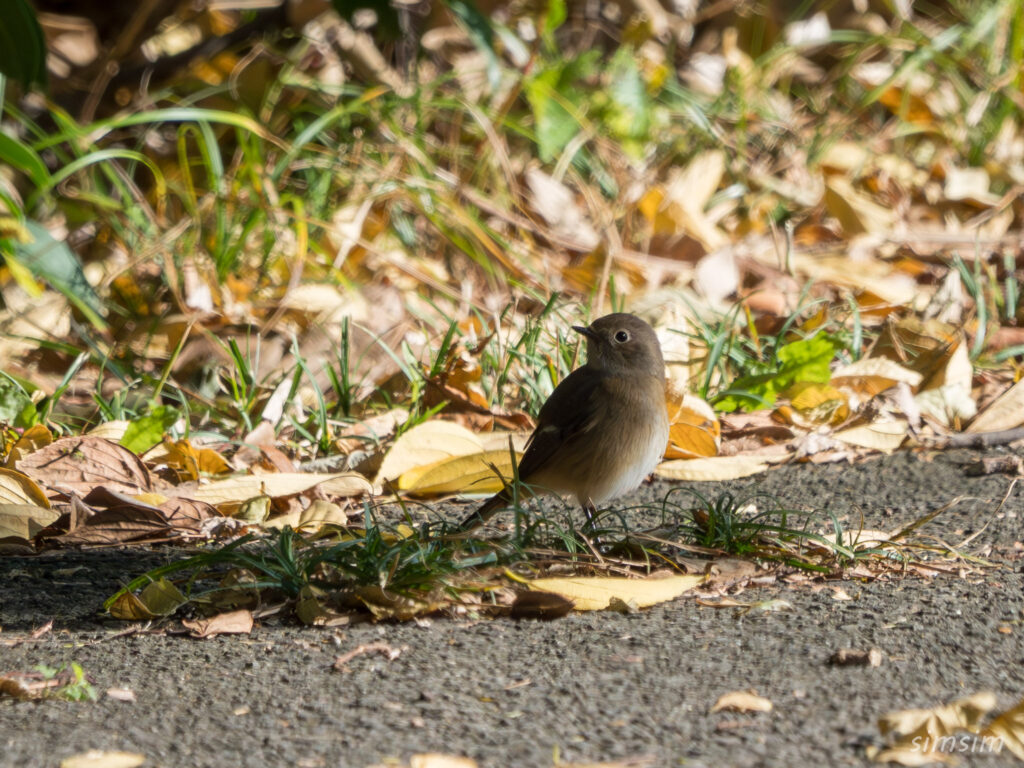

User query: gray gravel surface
[2,447,1023,767]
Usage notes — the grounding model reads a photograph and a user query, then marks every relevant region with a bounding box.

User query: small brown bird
[458,312,670,531]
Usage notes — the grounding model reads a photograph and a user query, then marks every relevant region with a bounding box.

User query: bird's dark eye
[614,330,630,343]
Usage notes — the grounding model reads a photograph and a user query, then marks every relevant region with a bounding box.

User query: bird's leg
[582,500,598,530]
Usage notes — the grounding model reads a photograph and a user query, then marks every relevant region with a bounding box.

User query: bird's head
[573,313,665,377]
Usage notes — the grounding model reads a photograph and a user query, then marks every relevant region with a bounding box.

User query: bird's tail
[455,487,512,531]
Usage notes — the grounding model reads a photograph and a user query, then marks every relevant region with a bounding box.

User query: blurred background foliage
[1,0,1023,456]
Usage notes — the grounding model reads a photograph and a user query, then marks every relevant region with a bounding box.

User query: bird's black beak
[572,324,599,341]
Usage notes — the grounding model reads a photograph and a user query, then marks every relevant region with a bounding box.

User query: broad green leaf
[120,406,180,455]
[716,335,840,412]
[0,374,37,427]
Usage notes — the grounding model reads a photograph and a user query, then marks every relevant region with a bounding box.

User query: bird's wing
[515,366,607,480]
[456,367,607,531]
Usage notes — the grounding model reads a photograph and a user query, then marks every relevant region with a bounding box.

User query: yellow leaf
[397,449,521,496]
[0,467,50,507]
[108,577,186,620]
[832,357,922,398]
[784,382,849,426]
[264,499,351,531]
[60,751,147,768]
[163,439,231,481]
[833,420,907,453]
[711,690,773,714]
[656,456,769,481]
[5,424,52,468]
[376,421,486,485]
[983,697,1024,759]
[527,574,703,612]
[665,394,720,459]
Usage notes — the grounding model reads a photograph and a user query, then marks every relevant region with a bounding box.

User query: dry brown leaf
[355,586,442,620]
[107,578,187,620]
[17,436,152,496]
[824,177,896,236]
[0,503,61,540]
[879,691,997,740]
[57,505,172,545]
[527,574,703,612]
[509,590,574,620]
[967,378,1024,433]
[711,690,773,714]
[181,609,254,638]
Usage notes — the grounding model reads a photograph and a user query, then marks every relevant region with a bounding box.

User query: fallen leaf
[656,455,769,481]
[60,752,147,768]
[175,472,372,508]
[0,503,61,540]
[877,691,998,761]
[161,439,231,480]
[397,449,520,496]
[264,499,351,531]
[967,377,1024,433]
[375,420,489,484]
[983,697,1024,759]
[0,468,51,507]
[509,590,574,620]
[829,648,883,667]
[711,690,773,714]
[408,754,478,768]
[17,436,152,496]
[665,393,720,459]
[181,609,254,638]
[833,419,908,453]
[527,574,703,612]
[4,424,52,468]
[107,577,186,620]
